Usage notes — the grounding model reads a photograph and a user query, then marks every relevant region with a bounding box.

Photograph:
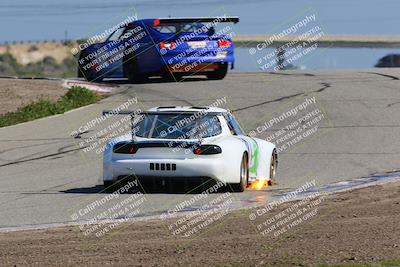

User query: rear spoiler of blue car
[154,16,239,25]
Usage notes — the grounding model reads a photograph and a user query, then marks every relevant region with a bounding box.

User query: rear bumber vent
[150,163,176,171]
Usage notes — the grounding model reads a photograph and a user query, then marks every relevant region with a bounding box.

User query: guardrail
[232,35,400,48]
[2,35,400,48]
[0,40,75,46]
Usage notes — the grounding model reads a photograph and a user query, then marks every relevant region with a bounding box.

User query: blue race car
[77,16,239,83]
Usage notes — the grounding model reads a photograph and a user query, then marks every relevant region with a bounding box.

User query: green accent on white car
[249,139,259,176]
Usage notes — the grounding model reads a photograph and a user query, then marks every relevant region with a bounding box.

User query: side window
[121,25,148,44]
[154,25,177,33]
[108,28,125,41]
[226,113,243,136]
[120,28,137,40]
[226,120,237,135]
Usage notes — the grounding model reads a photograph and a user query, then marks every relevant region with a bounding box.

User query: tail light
[153,19,161,27]
[193,145,222,155]
[217,39,231,48]
[159,41,176,50]
[113,143,138,154]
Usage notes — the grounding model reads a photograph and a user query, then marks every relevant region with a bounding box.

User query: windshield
[133,113,222,139]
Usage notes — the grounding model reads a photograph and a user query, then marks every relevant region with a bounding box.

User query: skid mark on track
[127,85,195,106]
[365,72,399,80]
[315,82,331,92]
[267,72,316,77]
[387,101,400,107]
[232,82,332,112]
[0,140,69,155]
[0,146,86,168]
[232,92,304,112]
[0,140,79,163]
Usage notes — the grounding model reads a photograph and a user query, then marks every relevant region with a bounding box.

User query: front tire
[231,153,249,192]
[206,62,228,80]
[78,50,103,82]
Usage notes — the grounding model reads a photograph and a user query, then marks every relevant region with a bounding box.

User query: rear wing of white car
[102,109,205,146]
[103,110,141,140]
[102,110,138,116]
[102,109,214,141]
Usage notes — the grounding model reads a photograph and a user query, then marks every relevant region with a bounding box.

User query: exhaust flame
[248,178,272,190]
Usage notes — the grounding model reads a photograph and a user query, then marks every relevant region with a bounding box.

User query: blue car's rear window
[153,23,206,34]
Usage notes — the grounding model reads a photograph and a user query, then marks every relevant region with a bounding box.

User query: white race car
[102,106,277,192]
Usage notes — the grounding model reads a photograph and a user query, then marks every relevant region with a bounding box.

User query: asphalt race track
[1,69,399,229]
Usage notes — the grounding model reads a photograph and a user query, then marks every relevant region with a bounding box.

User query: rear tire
[231,153,249,192]
[103,181,116,193]
[206,62,228,80]
[124,54,147,83]
[161,68,182,82]
[269,150,278,184]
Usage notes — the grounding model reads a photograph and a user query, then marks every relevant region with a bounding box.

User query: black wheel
[86,73,103,82]
[77,64,84,78]
[161,68,182,82]
[161,74,183,82]
[103,181,116,193]
[231,153,249,192]
[173,73,184,81]
[77,50,103,82]
[124,54,147,83]
[269,150,278,185]
[206,62,228,80]
[161,72,174,81]
[77,51,85,78]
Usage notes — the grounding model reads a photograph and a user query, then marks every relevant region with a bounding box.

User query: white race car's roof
[147,106,228,113]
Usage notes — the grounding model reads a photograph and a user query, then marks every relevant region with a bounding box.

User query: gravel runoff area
[0,180,399,267]
[0,78,67,115]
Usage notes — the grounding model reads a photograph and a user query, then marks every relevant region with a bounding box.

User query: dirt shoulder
[0,181,399,267]
[0,42,73,65]
[0,79,67,115]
